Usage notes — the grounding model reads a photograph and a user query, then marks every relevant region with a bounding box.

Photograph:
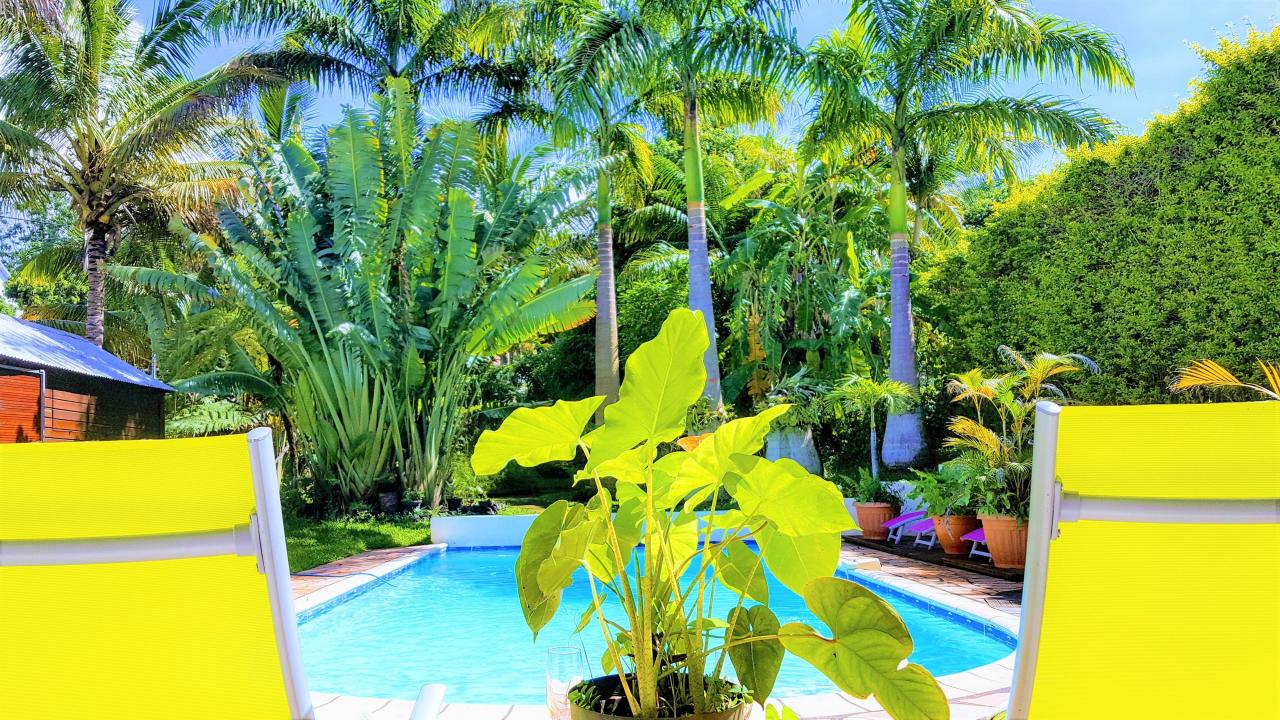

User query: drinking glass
[546,645,587,720]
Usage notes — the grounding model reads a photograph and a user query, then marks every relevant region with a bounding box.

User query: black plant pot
[445,498,462,512]
[377,492,400,515]
[566,674,748,720]
[402,499,423,512]
[477,500,497,515]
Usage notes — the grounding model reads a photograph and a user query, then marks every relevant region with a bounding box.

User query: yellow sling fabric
[0,435,292,719]
[1029,402,1280,718]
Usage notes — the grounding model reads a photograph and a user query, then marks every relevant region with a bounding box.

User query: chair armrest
[408,684,446,720]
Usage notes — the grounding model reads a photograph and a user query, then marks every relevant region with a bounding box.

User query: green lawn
[493,489,580,515]
[284,516,432,573]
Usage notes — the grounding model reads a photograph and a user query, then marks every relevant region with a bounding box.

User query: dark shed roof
[0,314,173,391]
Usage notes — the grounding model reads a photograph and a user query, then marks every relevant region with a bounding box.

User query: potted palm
[471,310,946,720]
[844,469,898,541]
[907,465,979,556]
[824,376,915,541]
[824,375,916,486]
[945,349,1097,569]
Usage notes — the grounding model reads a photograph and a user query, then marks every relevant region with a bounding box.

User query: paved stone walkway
[294,542,1023,720]
[840,544,1023,616]
[292,546,429,598]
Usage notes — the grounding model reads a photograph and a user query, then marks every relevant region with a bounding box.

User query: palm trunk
[880,153,926,467]
[683,93,722,407]
[83,221,110,348]
[594,169,620,418]
[869,417,880,481]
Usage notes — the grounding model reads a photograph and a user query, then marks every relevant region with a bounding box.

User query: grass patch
[284,516,432,573]
[493,488,582,515]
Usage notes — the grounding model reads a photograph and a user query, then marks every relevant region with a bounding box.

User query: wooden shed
[0,314,172,442]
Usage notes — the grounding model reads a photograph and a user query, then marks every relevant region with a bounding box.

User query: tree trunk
[683,93,722,406]
[83,221,110,348]
[594,169,620,419]
[880,154,926,467]
[869,418,880,481]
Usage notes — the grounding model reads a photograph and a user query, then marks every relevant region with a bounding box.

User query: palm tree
[1172,359,1280,401]
[545,2,654,411]
[0,0,273,346]
[806,0,1133,466]
[825,375,915,481]
[210,0,516,95]
[641,0,802,405]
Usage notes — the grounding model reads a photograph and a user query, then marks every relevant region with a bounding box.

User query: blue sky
[150,0,1278,173]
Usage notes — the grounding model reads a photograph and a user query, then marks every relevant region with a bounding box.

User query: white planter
[843,498,862,537]
[431,514,537,547]
[765,427,822,474]
[432,510,754,548]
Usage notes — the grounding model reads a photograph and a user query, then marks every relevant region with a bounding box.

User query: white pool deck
[295,544,1020,720]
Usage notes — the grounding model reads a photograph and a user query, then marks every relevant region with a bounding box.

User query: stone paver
[292,546,434,598]
[295,543,1022,720]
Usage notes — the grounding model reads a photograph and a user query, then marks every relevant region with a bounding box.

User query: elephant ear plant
[470,309,947,720]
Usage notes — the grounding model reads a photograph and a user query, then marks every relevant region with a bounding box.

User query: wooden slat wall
[0,373,41,442]
[42,386,162,442]
[0,366,164,443]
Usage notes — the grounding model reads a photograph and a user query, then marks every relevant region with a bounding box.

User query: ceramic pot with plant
[470,310,947,720]
[908,465,980,556]
[761,371,824,474]
[377,490,400,514]
[978,514,1027,569]
[402,488,425,512]
[848,469,897,541]
[944,349,1099,570]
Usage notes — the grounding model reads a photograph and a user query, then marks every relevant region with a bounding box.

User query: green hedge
[940,30,1280,404]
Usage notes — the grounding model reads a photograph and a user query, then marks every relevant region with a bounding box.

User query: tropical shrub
[824,376,916,481]
[130,79,595,506]
[907,464,978,517]
[1171,359,1280,401]
[470,309,946,719]
[943,349,1097,519]
[942,29,1280,404]
[836,468,896,505]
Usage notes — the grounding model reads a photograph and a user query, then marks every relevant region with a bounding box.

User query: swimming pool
[298,547,1015,703]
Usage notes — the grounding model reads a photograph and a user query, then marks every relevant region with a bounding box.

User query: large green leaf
[471,397,604,475]
[714,537,769,603]
[730,456,853,536]
[585,308,708,468]
[691,404,791,475]
[755,524,840,596]
[581,444,655,487]
[536,515,600,596]
[586,495,644,580]
[652,509,700,583]
[780,578,948,720]
[728,605,784,703]
[515,500,587,636]
[438,188,478,306]
[328,108,387,256]
[653,404,794,507]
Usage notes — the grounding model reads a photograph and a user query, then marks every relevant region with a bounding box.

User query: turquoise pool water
[298,548,1015,703]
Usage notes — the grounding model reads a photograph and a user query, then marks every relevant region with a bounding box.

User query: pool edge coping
[294,543,447,620]
[297,545,1017,720]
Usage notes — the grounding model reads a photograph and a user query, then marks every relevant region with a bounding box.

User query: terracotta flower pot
[932,515,981,556]
[854,502,895,540]
[979,514,1028,569]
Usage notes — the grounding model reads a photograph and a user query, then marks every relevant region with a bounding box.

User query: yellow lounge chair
[0,428,445,720]
[1008,401,1279,719]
